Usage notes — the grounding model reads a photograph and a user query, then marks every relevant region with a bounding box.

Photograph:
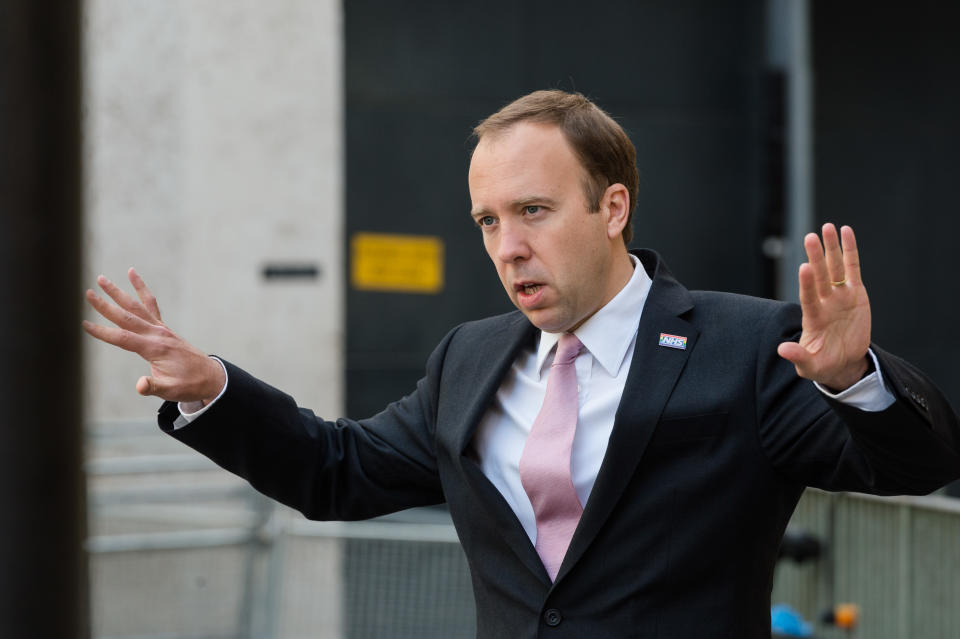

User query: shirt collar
[535,254,652,379]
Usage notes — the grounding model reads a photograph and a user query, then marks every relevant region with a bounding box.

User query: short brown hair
[473,90,639,244]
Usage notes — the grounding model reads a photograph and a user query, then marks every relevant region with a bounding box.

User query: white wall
[83,0,344,422]
[82,3,346,637]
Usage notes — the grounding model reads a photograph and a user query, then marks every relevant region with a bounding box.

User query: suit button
[544,608,562,627]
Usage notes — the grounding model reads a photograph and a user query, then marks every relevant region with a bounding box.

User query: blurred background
[3,0,959,637]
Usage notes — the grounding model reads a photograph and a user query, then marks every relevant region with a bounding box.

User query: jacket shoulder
[440,310,530,347]
[688,290,799,328]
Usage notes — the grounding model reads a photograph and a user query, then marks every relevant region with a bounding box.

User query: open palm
[777,224,872,391]
[83,268,225,402]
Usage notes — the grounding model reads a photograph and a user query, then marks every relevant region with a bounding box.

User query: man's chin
[518,308,572,334]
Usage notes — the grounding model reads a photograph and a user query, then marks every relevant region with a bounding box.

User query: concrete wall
[82,0,344,422]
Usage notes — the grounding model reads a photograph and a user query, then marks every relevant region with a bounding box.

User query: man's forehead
[469,122,577,182]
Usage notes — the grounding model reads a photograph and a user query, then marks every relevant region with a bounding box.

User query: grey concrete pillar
[0,2,88,636]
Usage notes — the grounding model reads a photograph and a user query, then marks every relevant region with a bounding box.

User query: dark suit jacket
[160,250,960,638]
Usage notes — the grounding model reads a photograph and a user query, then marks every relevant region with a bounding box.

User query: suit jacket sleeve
[756,302,960,494]
[156,327,461,521]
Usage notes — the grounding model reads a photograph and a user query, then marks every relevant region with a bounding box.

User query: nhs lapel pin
[658,332,687,350]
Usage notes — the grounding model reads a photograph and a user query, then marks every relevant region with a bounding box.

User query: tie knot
[553,333,583,367]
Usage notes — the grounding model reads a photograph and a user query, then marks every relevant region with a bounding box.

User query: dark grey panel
[524,0,763,111]
[345,103,512,369]
[345,0,526,101]
[625,113,765,294]
[813,2,960,411]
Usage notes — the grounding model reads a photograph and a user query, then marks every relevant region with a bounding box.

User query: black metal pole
[0,2,88,637]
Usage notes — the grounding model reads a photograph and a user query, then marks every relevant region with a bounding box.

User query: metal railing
[86,420,474,639]
[772,489,960,639]
[88,421,960,638]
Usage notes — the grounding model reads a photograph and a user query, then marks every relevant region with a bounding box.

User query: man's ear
[602,183,630,240]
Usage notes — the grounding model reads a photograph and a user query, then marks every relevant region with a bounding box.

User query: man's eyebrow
[513,195,558,208]
[470,195,559,218]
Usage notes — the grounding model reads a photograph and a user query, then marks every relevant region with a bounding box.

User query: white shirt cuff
[171,357,229,429]
[814,349,895,412]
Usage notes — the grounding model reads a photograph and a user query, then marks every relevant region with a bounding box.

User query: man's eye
[478,216,496,227]
[523,205,541,214]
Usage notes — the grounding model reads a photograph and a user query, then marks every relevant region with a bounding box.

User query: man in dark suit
[85,90,960,637]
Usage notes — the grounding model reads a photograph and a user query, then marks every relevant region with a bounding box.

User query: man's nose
[495,221,531,263]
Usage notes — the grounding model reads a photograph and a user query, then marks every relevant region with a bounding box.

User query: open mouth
[515,282,544,296]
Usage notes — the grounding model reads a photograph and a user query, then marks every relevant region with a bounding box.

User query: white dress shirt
[179,256,895,546]
[472,255,651,544]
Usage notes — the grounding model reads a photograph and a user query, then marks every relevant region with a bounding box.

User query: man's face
[469,122,627,333]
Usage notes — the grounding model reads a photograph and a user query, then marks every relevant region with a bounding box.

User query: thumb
[136,375,159,397]
[777,341,809,367]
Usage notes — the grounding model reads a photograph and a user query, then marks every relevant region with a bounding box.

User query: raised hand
[83,268,226,403]
[776,223,872,391]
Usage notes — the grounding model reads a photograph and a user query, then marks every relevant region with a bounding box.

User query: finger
[128,268,162,321]
[82,320,154,356]
[802,233,832,299]
[796,263,822,321]
[97,275,157,324]
[821,223,845,284]
[840,225,862,286]
[86,289,156,334]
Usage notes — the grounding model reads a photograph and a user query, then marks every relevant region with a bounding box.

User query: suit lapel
[450,315,552,583]
[452,313,536,455]
[556,250,699,583]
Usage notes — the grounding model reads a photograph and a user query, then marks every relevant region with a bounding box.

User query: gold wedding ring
[831,278,847,286]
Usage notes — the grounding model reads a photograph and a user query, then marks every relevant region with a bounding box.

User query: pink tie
[519,332,584,582]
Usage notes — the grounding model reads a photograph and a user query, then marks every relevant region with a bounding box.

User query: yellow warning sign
[351,232,444,294]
